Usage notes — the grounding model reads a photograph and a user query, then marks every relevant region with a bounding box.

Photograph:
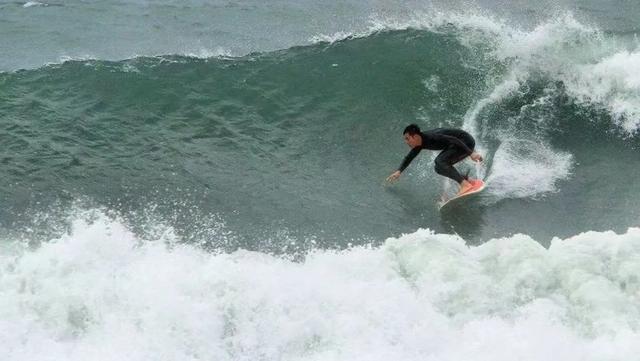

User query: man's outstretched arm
[386,147,421,183]
[398,147,422,172]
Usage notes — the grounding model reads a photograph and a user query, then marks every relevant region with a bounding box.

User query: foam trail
[485,139,573,201]
[462,73,521,137]
[1,211,639,360]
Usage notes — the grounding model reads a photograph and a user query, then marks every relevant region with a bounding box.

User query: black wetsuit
[398,128,475,184]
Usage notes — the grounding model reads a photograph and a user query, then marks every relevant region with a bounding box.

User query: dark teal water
[2,21,640,250]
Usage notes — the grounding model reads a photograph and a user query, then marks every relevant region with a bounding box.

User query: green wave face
[0,28,638,247]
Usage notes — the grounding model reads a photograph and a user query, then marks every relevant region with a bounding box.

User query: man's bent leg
[435,147,475,195]
[434,148,466,183]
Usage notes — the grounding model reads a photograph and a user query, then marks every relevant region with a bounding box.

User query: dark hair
[403,124,421,135]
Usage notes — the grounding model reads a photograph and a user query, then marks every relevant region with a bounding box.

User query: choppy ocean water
[2,1,640,359]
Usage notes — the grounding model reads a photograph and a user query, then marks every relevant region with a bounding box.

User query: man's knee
[434,159,447,175]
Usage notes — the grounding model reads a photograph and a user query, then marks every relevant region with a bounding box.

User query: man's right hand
[470,152,483,162]
[385,170,401,184]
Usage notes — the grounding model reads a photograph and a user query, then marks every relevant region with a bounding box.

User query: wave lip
[565,50,640,132]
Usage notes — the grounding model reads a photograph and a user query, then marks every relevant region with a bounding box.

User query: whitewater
[1,210,639,360]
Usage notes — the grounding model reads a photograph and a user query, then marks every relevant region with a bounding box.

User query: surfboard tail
[439,180,485,209]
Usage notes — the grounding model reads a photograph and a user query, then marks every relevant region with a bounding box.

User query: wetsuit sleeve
[398,147,421,172]
[435,134,473,155]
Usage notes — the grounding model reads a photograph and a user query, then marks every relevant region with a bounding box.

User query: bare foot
[457,179,475,196]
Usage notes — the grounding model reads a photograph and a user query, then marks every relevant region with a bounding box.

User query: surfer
[386,124,483,195]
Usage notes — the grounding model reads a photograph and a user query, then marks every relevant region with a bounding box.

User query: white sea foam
[485,138,573,201]
[309,31,356,44]
[449,12,640,135]
[183,46,235,59]
[562,50,640,132]
[23,1,47,8]
[1,211,639,360]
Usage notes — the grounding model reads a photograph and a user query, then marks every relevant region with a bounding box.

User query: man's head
[403,124,422,148]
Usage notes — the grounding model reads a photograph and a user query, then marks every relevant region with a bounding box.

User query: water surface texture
[1,1,640,359]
